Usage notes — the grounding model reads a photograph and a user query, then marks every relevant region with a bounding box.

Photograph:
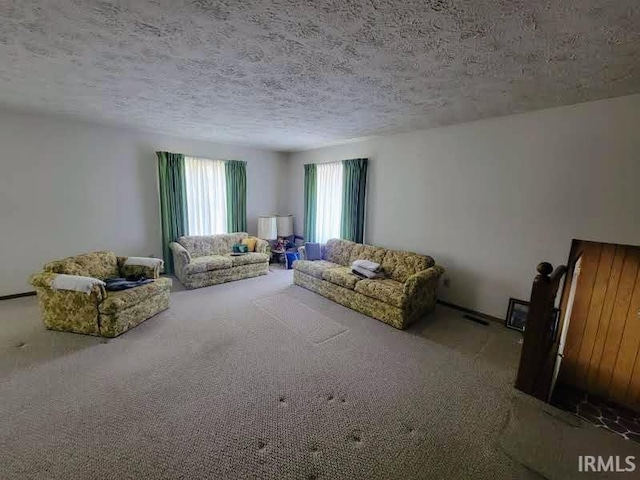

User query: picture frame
[505,297,560,337]
[505,298,530,332]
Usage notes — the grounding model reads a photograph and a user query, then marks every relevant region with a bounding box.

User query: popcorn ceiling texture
[0,0,638,150]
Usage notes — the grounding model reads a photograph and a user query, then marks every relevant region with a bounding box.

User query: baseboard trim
[436,300,503,325]
[0,291,36,301]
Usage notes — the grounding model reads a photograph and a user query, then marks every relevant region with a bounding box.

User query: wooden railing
[515,262,568,402]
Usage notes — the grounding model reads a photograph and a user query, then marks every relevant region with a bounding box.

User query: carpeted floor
[1,268,638,479]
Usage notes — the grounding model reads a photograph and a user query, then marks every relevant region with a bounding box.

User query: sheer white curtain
[184,156,227,235]
[316,162,343,243]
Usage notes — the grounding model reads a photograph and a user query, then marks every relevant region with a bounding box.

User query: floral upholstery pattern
[381,249,435,283]
[323,239,354,265]
[171,233,269,289]
[322,266,362,290]
[44,251,120,280]
[404,266,444,324]
[30,252,172,337]
[170,242,192,265]
[170,242,192,282]
[293,260,341,279]
[348,244,387,265]
[354,278,406,308]
[31,272,105,336]
[99,290,170,338]
[179,263,268,289]
[293,239,444,330]
[229,252,269,266]
[294,270,405,329]
[177,233,247,257]
[252,238,270,255]
[117,257,161,280]
[185,255,233,274]
[99,278,172,314]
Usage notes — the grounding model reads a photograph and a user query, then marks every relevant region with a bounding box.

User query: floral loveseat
[293,239,444,329]
[170,232,269,289]
[29,251,172,337]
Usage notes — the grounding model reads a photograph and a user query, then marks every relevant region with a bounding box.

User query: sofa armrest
[29,272,105,335]
[255,238,270,255]
[297,245,307,260]
[117,257,161,279]
[404,265,445,297]
[169,242,191,266]
[29,272,107,302]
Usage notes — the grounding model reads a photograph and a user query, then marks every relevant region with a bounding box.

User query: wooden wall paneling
[628,296,640,408]
[595,249,640,401]
[574,244,616,389]
[587,246,627,394]
[559,242,602,384]
[609,254,640,406]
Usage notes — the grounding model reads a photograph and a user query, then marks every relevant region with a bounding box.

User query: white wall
[286,95,640,318]
[0,110,285,296]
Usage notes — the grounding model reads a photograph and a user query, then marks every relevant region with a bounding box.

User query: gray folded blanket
[352,259,382,272]
[352,265,385,279]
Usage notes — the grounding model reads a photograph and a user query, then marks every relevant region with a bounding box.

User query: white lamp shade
[276,215,294,237]
[257,216,277,240]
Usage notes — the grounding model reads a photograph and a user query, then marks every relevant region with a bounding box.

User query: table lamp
[276,214,294,238]
[257,216,277,241]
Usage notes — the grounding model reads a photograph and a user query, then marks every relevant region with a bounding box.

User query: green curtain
[157,151,188,274]
[340,158,368,243]
[303,163,317,242]
[225,160,247,233]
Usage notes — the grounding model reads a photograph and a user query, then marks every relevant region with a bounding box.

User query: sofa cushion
[44,251,120,280]
[348,243,387,265]
[241,237,257,252]
[185,255,233,274]
[354,278,407,308]
[324,239,356,265]
[294,260,341,279]
[322,266,362,290]
[178,233,248,257]
[381,250,435,283]
[304,242,322,261]
[99,278,172,314]
[228,252,269,266]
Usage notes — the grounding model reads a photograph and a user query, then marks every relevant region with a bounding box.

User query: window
[184,156,227,235]
[315,162,343,243]
[303,158,367,244]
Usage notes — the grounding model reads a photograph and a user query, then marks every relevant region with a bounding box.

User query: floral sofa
[29,251,172,337]
[293,239,444,330]
[170,232,269,289]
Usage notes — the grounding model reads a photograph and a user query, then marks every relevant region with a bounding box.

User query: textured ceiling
[0,1,638,151]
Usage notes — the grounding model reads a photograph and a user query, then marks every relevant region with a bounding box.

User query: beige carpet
[1,268,637,479]
[254,293,349,344]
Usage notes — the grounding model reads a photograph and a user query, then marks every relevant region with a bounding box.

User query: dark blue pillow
[305,243,322,261]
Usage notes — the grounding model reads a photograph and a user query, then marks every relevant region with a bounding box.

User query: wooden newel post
[536,262,553,278]
[515,262,567,402]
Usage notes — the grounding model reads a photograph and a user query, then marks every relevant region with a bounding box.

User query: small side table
[271,249,286,264]
[271,248,299,264]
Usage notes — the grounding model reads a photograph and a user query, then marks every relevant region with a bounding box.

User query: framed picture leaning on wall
[505,297,560,338]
